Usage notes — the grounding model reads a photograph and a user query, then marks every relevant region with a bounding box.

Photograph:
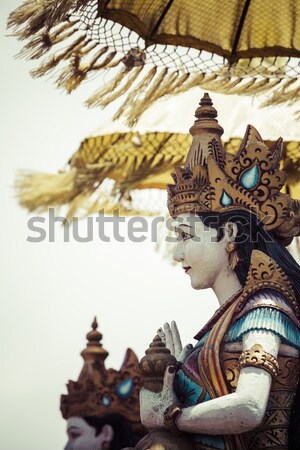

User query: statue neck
[212,266,242,306]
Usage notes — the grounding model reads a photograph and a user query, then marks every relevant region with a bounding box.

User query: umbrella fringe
[14,167,154,219]
[56,45,109,93]
[126,69,180,126]
[262,79,300,107]
[85,65,143,108]
[172,72,206,94]
[7,0,51,39]
[14,166,116,215]
[30,34,88,77]
[113,66,158,121]
[17,20,81,60]
[8,0,86,39]
[123,67,168,127]
[15,168,79,212]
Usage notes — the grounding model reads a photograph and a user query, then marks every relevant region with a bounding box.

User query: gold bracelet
[163,403,182,432]
[239,344,279,377]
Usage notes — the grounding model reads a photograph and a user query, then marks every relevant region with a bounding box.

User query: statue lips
[183,266,191,273]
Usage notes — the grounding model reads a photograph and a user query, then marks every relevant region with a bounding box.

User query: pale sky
[1,3,299,450]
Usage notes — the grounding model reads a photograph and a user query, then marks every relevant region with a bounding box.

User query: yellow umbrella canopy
[8,0,300,125]
[16,131,300,219]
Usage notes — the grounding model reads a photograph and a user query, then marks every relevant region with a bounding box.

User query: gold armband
[163,403,182,432]
[239,344,279,377]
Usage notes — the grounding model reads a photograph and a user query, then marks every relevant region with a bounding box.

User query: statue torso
[174,279,300,450]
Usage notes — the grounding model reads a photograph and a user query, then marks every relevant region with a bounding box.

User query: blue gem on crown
[102,395,111,407]
[240,164,259,189]
[220,190,233,207]
[116,378,133,399]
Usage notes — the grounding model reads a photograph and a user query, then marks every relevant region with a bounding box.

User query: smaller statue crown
[167,94,300,244]
[60,318,144,434]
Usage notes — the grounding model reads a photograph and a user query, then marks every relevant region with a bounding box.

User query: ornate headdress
[60,318,144,434]
[167,93,300,244]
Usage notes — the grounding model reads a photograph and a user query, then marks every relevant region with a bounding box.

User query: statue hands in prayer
[140,321,193,430]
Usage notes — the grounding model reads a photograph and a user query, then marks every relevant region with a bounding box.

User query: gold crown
[60,318,144,434]
[167,93,300,244]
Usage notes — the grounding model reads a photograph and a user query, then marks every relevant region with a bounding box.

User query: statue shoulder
[236,250,299,318]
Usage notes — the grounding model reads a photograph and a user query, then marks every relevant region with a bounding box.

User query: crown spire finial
[195,92,216,119]
[185,93,224,169]
[86,316,103,347]
[79,317,108,383]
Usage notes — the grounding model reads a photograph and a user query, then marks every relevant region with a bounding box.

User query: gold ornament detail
[137,335,177,393]
[238,250,299,317]
[167,94,300,244]
[225,241,242,271]
[239,344,280,378]
[163,403,182,432]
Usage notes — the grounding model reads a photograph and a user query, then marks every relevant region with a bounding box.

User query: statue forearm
[176,330,280,435]
[176,367,272,434]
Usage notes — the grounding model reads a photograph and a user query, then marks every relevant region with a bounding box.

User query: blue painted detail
[203,392,211,403]
[240,164,259,189]
[193,433,225,449]
[174,370,204,407]
[102,395,111,406]
[116,378,133,399]
[225,307,300,350]
[220,190,233,207]
[194,332,209,349]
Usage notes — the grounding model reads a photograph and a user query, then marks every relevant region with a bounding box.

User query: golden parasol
[16,131,300,219]
[8,0,300,125]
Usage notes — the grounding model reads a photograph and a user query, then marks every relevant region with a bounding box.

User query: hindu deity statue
[132,94,300,450]
[60,318,145,450]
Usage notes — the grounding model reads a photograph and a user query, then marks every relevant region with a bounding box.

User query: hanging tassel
[170,72,190,92]
[172,72,205,95]
[223,77,256,95]
[244,78,269,94]
[44,0,85,28]
[129,69,180,124]
[113,66,157,121]
[65,191,93,221]
[124,67,168,126]
[18,21,80,59]
[262,79,300,106]
[15,168,79,212]
[8,0,85,37]
[87,50,117,71]
[31,34,87,77]
[86,64,143,108]
[209,75,242,92]
[56,45,108,92]
[7,0,49,38]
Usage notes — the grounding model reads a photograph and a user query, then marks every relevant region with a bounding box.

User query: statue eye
[179,231,192,241]
[69,431,81,440]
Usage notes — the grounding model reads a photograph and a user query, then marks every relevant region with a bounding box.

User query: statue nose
[173,242,184,262]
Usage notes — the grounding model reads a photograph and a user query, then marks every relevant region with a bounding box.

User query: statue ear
[223,222,238,242]
[98,424,114,449]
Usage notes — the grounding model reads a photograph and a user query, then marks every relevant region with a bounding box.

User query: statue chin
[126,430,195,450]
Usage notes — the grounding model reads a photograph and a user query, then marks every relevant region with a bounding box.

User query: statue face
[174,213,230,290]
[64,417,113,450]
